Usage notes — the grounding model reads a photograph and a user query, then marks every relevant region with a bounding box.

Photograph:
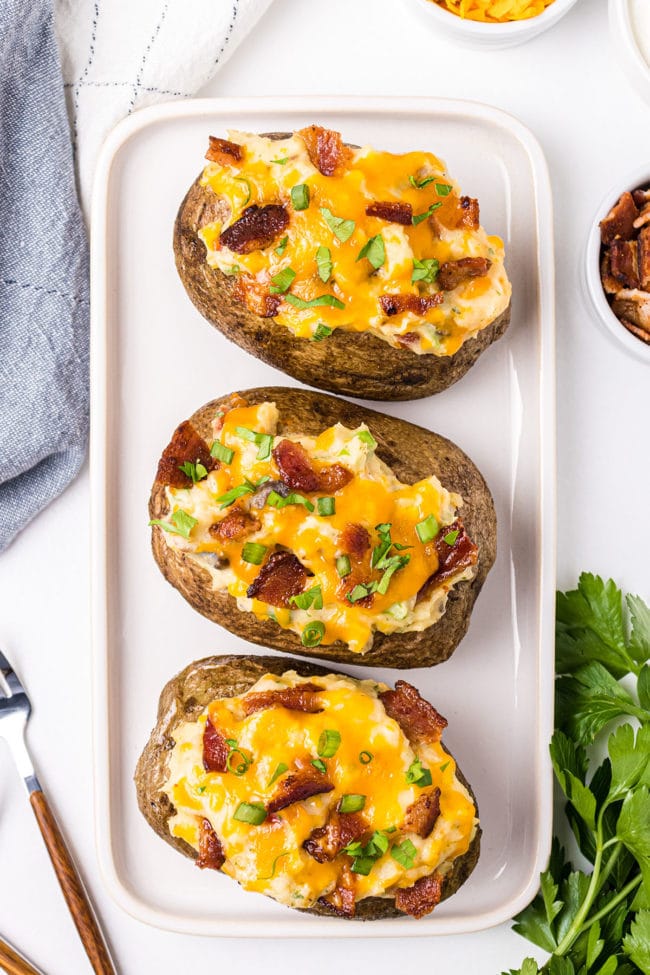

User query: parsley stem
[581,873,642,934]
[555,808,606,957]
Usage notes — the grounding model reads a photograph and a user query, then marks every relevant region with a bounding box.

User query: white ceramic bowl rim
[412,0,579,35]
[585,162,650,363]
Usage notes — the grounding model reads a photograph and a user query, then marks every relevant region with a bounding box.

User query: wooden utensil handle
[29,791,116,975]
[0,937,44,975]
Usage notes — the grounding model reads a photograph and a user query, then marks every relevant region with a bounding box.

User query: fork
[0,649,117,975]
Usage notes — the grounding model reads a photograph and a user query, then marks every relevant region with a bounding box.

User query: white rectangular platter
[90,96,556,938]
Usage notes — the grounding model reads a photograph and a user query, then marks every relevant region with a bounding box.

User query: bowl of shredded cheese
[409,0,581,47]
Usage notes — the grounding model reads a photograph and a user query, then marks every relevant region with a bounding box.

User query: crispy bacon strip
[609,240,640,290]
[394,873,443,919]
[457,196,480,230]
[600,191,639,244]
[339,524,371,561]
[438,257,491,292]
[365,201,413,226]
[380,680,447,746]
[196,818,226,870]
[246,550,309,607]
[232,276,282,318]
[272,439,352,494]
[210,507,260,542]
[298,125,352,177]
[401,788,441,839]
[156,420,215,488]
[241,683,324,716]
[422,518,478,593]
[205,136,244,166]
[267,769,334,814]
[303,813,367,863]
[317,865,356,917]
[202,716,228,772]
[379,293,444,317]
[220,204,289,255]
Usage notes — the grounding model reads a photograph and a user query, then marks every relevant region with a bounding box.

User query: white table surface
[2,0,649,971]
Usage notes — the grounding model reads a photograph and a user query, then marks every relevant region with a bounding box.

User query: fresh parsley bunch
[505,573,650,975]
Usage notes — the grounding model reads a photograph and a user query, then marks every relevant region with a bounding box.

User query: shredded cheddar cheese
[431,0,554,22]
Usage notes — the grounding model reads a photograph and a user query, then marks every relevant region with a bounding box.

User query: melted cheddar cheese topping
[199,130,511,355]
[164,671,478,910]
[431,0,554,21]
[159,401,476,654]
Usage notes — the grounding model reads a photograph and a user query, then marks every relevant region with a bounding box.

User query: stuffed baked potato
[135,654,481,920]
[148,387,496,668]
[174,126,512,400]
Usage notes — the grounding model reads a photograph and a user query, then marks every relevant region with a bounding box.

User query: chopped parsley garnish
[210,440,234,463]
[356,234,385,270]
[301,620,326,647]
[411,257,440,284]
[178,459,208,483]
[320,206,356,243]
[317,729,341,758]
[412,203,442,226]
[149,509,197,539]
[290,585,323,611]
[269,267,296,294]
[316,246,333,283]
[290,184,310,211]
[406,757,433,787]
[285,293,345,311]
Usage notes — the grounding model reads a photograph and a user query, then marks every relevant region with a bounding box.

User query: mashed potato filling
[164,671,478,910]
[198,129,511,355]
[158,401,477,654]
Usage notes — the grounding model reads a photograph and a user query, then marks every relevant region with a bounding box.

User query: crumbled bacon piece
[401,788,441,839]
[202,717,228,772]
[196,818,226,870]
[205,136,244,166]
[379,680,447,746]
[298,125,352,177]
[633,188,650,208]
[339,524,370,561]
[241,683,324,716]
[379,293,444,317]
[639,227,650,290]
[457,196,480,230]
[365,201,413,225]
[220,204,289,255]
[609,240,640,290]
[156,420,215,488]
[438,257,491,292]
[601,191,639,244]
[394,873,443,919]
[246,551,309,607]
[612,289,650,335]
[600,252,620,295]
[272,439,352,494]
[267,769,334,814]
[209,507,260,542]
[318,865,356,917]
[421,518,478,593]
[397,332,420,349]
[303,813,367,863]
[212,394,249,436]
[232,275,282,318]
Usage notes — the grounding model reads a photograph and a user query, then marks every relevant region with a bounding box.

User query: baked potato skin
[135,654,481,921]
[149,387,497,669]
[173,133,511,402]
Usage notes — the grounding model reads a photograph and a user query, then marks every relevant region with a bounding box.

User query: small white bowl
[584,164,650,364]
[407,0,581,49]
[610,0,650,107]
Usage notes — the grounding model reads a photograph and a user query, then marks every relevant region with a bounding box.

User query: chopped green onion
[350,856,374,876]
[316,246,333,283]
[339,794,366,814]
[149,509,197,539]
[439,761,450,773]
[271,156,289,165]
[269,267,296,294]
[416,515,439,543]
[409,174,436,190]
[317,729,341,758]
[317,496,335,516]
[443,529,459,545]
[285,293,345,311]
[356,234,385,270]
[386,602,408,620]
[225,738,238,747]
[411,257,440,284]
[290,585,323,611]
[178,459,208,483]
[267,491,314,512]
[235,426,274,460]
[320,207,355,243]
[275,236,289,256]
[233,176,251,204]
[210,440,234,463]
[233,802,267,825]
[312,323,333,341]
[215,481,256,509]
[301,621,325,647]
[357,429,377,450]
[291,184,310,210]
[412,203,442,226]
[376,556,409,595]
[268,762,288,786]
[406,757,433,787]
[336,555,351,578]
[257,851,290,880]
[311,758,327,774]
[242,542,268,565]
[391,839,417,869]
[223,264,240,276]
[435,182,452,196]
[359,750,373,764]
[347,583,374,603]
[226,748,252,776]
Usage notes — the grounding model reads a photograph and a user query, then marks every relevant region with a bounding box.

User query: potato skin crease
[173,132,511,402]
[148,386,497,669]
[134,653,481,921]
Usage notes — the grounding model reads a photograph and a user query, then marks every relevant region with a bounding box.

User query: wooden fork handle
[0,937,44,975]
[29,791,117,975]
